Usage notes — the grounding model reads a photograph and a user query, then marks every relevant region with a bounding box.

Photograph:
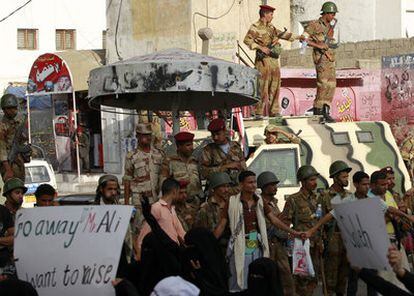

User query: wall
[280,37,414,69]
[0,0,106,93]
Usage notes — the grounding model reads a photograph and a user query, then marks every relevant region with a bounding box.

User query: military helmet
[321,1,338,14]
[297,165,319,181]
[257,171,280,189]
[209,172,231,190]
[1,94,18,109]
[3,178,28,197]
[329,160,352,178]
[98,174,118,187]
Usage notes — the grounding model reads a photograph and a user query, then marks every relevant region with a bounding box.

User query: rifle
[8,115,31,164]
[255,28,287,64]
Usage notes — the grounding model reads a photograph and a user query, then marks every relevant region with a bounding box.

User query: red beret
[174,132,194,143]
[178,179,190,188]
[260,4,275,11]
[207,118,226,132]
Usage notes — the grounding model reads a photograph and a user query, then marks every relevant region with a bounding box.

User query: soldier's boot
[322,104,335,123]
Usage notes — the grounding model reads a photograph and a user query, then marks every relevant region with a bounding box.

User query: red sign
[27,53,73,94]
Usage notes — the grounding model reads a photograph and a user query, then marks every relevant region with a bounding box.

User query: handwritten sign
[14,206,133,296]
[333,198,391,271]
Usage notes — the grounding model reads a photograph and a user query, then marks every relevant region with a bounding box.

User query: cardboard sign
[333,198,391,271]
[14,206,133,296]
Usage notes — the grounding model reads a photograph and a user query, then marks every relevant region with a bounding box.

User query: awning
[27,50,105,95]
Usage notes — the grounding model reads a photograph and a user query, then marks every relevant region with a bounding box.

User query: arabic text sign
[14,206,133,296]
[333,198,391,271]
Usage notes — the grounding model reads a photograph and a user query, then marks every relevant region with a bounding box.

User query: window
[331,132,350,145]
[56,29,76,50]
[356,131,374,143]
[248,147,300,187]
[25,166,50,184]
[102,30,107,49]
[17,29,38,50]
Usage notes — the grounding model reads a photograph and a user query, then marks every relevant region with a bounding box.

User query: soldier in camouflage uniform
[258,171,296,295]
[200,118,246,196]
[281,165,322,296]
[160,131,202,208]
[175,180,198,231]
[0,94,30,182]
[194,172,232,254]
[317,161,353,295]
[400,135,414,180]
[123,123,165,235]
[264,124,301,144]
[244,4,302,117]
[303,2,339,122]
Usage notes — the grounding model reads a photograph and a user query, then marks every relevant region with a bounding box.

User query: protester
[34,184,56,207]
[184,228,229,296]
[0,196,14,271]
[214,171,301,291]
[0,278,38,296]
[95,174,120,205]
[150,276,200,296]
[136,178,186,261]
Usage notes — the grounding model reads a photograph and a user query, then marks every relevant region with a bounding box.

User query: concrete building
[106,0,294,64]
[0,0,106,94]
[290,0,414,46]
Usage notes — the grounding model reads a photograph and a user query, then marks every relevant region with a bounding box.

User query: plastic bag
[292,238,315,277]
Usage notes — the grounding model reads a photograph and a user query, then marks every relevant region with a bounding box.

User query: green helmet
[321,1,338,14]
[257,171,280,189]
[98,174,118,187]
[329,160,352,178]
[1,94,18,109]
[3,178,27,197]
[297,165,319,181]
[209,172,231,190]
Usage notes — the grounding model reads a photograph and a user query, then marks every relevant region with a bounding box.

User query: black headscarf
[246,258,283,296]
[0,279,38,296]
[184,227,229,296]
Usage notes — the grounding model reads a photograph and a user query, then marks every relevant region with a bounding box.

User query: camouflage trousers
[293,245,320,296]
[0,161,25,182]
[269,238,296,295]
[324,232,349,295]
[255,57,281,116]
[314,54,336,109]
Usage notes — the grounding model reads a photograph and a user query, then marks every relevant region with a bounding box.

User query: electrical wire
[192,0,237,52]
[115,0,123,61]
[0,0,32,23]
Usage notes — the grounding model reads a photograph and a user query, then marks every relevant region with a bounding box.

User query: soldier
[281,165,321,296]
[244,4,303,118]
[174,180,198,231]
[0,94,31,182]
[264,124,301,144]
[317,161,353,295]
[123,123,165,236]
[302,1,339,122]
[200,118,246,195]
[160,131,202,207]
[257,171,295,295]
[76,127,90,173]
[194,172,232,254]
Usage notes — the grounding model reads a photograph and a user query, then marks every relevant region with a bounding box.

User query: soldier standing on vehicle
[263,124,301,144]
[317,161,353,295]
[76,126,90,173]
[258,171,296,295]
[281,165,322,296]
[244,4,303,118]
[0,94,31,182]
[200,118,246,196]
[123,123,165,236]
[160,132,202,207]
[302,1,339,123]
[400,134,414,181]
[194,172,232,254]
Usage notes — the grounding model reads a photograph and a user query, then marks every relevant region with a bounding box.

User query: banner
[14,206,133,296]
[333,198,391,271]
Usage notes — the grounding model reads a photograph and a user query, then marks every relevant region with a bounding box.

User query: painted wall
[0,0,106,94]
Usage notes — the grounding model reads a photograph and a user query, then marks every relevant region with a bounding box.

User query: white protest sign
[14,205,133,296]
[333,198,391,271]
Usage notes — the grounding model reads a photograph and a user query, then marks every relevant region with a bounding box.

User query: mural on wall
[382,53,414,144]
